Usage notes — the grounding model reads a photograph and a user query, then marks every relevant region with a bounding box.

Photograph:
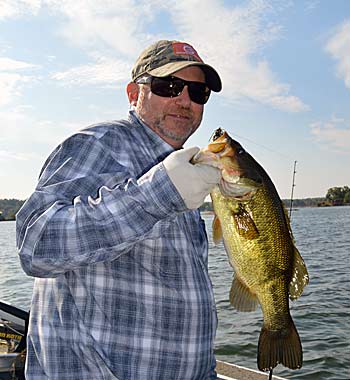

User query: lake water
[0,206,349,380]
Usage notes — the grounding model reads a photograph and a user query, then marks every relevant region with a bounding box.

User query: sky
[0,0,349,200]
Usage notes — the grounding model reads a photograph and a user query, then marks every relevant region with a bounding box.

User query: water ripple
[1,207,350,379]
[205,206,350,380]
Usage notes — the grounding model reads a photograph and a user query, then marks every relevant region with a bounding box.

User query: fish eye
[211,128,224,141]
[237,148,245,155]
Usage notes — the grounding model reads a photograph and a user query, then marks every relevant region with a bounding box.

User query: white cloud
[51,55,130,87]
[46,0,308,112]
[45,0,153,58]
[0,107,82,146]
[1,0,308,112]
[0,150,27,161]
[325,20,350,88]
[0,57,39,71]
[0,0,42,19]
[310,117,350,154]
[29,1,162,87]
[0,72,32,106]
[0,2,18,19]
[0,105,84,199]
[305,0,320,12]
[165,0,309,112]
[0,58,39,106]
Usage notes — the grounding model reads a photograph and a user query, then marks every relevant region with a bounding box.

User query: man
[16,40,222,380]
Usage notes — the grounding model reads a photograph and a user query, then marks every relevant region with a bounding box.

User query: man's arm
[16,132,186,278]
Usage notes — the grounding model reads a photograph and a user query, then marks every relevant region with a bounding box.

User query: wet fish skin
[193,128,309,372]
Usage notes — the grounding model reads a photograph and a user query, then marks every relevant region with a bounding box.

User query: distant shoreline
[200,203,350,214]
[1,200,349,222]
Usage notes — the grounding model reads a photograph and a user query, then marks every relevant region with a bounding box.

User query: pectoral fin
[289,247,309,300]
[212,215,223,245]
[232,206,259,240]
[229,275,259,312]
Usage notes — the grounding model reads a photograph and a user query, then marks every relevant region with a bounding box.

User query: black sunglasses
[135,75,211,105]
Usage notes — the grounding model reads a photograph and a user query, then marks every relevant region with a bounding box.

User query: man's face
[133,66,206,149]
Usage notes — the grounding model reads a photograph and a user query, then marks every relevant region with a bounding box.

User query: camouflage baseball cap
[131,40,222,92]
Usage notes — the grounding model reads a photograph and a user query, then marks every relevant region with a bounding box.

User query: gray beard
[153,119,194,142]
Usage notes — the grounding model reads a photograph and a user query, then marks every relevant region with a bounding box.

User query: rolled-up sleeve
[16,132,186,278]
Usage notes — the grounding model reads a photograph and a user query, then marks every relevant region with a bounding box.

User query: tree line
[0,186,349,220]
[324,186,350,206]
[0,199,25,221]
[200,186,350,212]
[199,198,326,212]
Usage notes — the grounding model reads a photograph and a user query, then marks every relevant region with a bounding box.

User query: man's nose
[174,85,191,107]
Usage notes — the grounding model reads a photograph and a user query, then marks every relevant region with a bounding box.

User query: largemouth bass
[193,128,309,372]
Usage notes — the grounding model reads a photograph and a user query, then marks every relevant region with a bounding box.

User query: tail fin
[257,320,302,371]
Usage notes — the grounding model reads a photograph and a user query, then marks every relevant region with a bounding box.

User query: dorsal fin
[289,247,309,300]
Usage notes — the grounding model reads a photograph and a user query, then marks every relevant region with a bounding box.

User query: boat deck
[0,351,288,380]
[0,358,288,380]
[216,360,287,380]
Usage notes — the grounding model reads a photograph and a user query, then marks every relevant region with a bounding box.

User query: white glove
[163,147,221,209]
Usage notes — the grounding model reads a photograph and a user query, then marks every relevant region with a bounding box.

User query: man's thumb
[176,147,200,162]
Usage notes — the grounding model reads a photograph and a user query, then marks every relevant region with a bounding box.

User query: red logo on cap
[172,42,203,62]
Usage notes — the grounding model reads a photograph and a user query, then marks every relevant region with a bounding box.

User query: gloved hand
[163,147,221,209]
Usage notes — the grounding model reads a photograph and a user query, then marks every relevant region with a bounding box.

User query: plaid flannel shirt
[16,110,218,380]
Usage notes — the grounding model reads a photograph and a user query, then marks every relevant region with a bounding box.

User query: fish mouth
[192,128,261,199]
[193,129,237,166]
[192,149,259,199]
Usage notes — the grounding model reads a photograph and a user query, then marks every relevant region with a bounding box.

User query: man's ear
[126,82,139,106]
